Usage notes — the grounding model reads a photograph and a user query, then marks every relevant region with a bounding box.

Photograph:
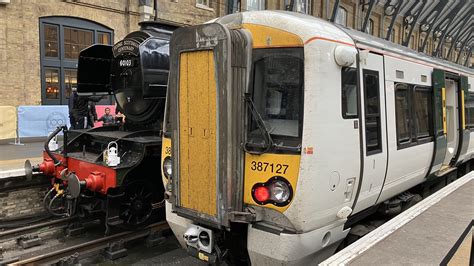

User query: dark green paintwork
[428,69,447,178]
[457,75,470,164]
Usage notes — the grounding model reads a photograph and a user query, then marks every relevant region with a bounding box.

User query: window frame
[394,82,434,150]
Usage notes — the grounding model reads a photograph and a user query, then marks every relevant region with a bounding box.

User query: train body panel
[375,56,435,205]
[163,10,473,265]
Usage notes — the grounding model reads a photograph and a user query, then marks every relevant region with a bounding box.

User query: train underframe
[32,126,165,233]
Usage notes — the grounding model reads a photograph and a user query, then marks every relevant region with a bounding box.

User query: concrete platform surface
[322,172,473,265]
[0,141,44,177]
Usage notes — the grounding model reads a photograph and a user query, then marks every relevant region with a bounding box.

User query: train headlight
[269,180,291,203]
[251,177,293,207]
[163,156,172,179]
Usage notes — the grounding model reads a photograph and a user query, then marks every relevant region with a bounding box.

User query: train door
[443,78,459,166]
[353,52,388,214]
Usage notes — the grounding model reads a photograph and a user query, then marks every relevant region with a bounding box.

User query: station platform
[322,172,473,265]
[0,140,44,178]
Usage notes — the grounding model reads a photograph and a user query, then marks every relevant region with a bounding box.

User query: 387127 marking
[250,161,289,174]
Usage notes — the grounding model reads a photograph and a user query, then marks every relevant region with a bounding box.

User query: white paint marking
[0,168,26,179]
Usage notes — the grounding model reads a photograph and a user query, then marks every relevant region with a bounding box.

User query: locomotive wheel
[119,181,156,228]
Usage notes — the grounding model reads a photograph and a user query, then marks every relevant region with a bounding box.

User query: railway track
[12,221,170,265]
[0,217,73,242]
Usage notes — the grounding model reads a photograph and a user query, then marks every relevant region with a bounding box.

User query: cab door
[353,52,388,214]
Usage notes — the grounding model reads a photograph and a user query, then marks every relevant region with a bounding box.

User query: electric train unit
[26,21,177,232]
[161,11,474,264]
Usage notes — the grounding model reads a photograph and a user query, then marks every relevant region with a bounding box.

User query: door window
[363,70,382,154]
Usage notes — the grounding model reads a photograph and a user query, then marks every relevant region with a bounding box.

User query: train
[26,20,178,233]
[161,11,474,264]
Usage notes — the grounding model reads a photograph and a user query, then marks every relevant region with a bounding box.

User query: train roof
[217,10,473,76]
[339,26,473,76]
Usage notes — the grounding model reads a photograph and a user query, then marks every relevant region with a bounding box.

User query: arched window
[40,16,114,105]
[366,18,374,35]
[335,7,348,26]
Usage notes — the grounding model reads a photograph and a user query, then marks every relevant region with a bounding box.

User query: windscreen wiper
[244,93,274,154]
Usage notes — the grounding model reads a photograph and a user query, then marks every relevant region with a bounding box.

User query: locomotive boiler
[27,21,178,232]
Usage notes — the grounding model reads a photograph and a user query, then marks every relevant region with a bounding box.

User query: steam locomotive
[27,21,178,232]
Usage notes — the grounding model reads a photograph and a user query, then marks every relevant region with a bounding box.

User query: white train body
[161,11,474,264]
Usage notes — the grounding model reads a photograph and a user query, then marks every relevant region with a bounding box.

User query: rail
[12,221,170,265]
[0,217,73,242]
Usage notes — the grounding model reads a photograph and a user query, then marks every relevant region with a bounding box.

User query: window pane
[414,89,432,137]
[98,32,111,45]
[247,0,265,10]
[64,27,93,59]
[197,0,210,6]
[248,48,304,148]
[364,72,380,115]
[64,69,77,98]
[335,7,347,26]
[363,70,381,154]
[466,92,474,129]
[342,67,358,118]
[45,69,60,99]
[395,84,410,143]
[44,25,59,58]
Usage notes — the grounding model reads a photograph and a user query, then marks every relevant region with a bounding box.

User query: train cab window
[247,48,304,152]
[342,67,358,119]
[363,70,382,154]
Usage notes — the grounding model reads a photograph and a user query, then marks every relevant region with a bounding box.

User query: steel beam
[330,0,341,22]
[384,0,404,41]
[418,0,449,53]
[446,16,473,60]
[464,47,472,67]
[432,1,464,57]
[401,0,427,46]
[361,0,377,32]
[456,31,473,64]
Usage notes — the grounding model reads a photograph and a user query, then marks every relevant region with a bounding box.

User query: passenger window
[341,67,358,119]
[363,70,382,155]
[395,83,411,143]
[414,87,433,138]
[395,83,433,148]
[466,92,474,130]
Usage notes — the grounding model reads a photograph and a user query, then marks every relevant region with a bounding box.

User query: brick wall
[0,0,224,107]
[0,186,48,218]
